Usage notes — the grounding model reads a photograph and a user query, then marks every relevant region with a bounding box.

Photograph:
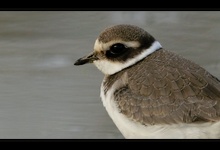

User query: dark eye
[106,43,127,57]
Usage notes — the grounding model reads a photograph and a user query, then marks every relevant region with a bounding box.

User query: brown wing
[114,49,220,125]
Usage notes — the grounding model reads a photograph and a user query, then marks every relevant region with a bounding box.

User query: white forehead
[94,39,140,52]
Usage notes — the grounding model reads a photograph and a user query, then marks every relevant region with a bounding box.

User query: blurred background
[0,11,220,139]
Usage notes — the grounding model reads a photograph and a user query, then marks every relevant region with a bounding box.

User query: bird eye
[107,43,127,57]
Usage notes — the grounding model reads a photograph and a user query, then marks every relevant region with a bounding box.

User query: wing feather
[112,49,220,125]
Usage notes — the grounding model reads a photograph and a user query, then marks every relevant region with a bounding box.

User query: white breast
[100,80,220,139]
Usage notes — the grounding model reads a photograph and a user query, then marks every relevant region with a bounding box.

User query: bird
[74,24,220,139]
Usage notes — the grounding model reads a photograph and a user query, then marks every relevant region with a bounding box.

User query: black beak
[74,52,98,66]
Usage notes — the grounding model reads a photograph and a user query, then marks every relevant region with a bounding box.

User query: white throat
[93,41,162,75]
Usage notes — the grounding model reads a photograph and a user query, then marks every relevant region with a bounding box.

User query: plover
[74,24,220,139]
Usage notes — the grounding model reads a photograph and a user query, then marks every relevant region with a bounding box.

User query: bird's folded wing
[114,52,220,125]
